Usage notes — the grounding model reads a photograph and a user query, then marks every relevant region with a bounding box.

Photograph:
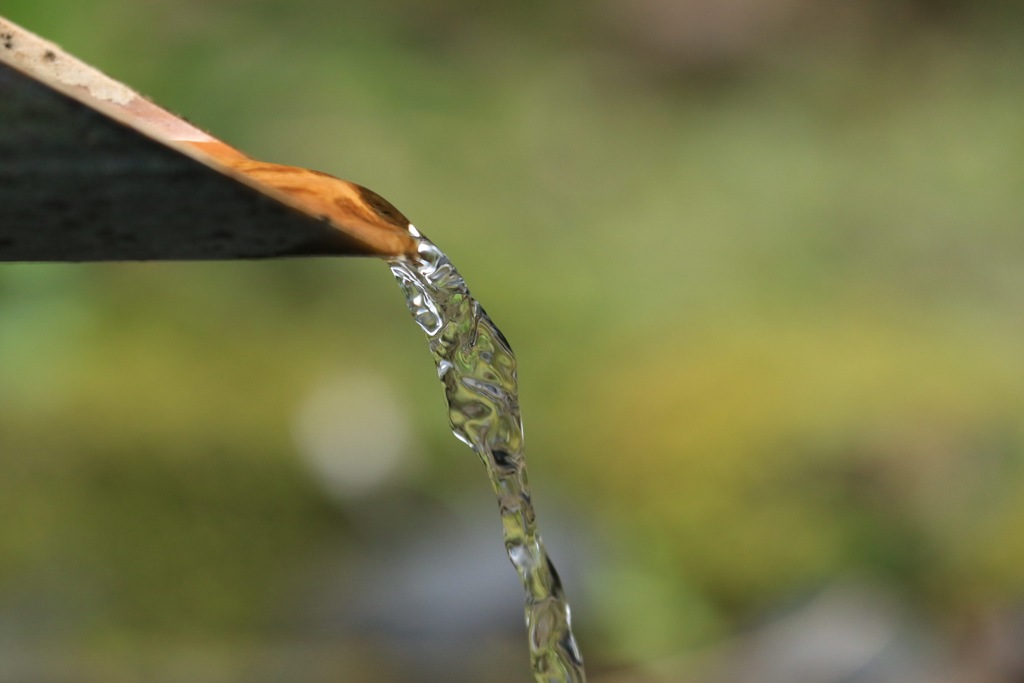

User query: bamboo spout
[0,16,417,262]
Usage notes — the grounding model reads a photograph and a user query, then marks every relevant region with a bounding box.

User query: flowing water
[388,226,586,683]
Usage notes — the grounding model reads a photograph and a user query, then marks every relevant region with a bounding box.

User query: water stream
[388,226,586,683]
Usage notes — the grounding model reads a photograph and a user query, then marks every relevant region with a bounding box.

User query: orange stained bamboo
[0,16,417,262]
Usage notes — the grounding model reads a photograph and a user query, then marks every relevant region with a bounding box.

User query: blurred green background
[3,1,1024,681]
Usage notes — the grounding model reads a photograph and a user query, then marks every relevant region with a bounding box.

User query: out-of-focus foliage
[3,1,1024,681]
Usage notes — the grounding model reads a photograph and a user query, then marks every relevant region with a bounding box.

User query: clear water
[388,226,586,683]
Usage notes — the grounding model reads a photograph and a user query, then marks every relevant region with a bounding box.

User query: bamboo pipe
[0,16,417,261]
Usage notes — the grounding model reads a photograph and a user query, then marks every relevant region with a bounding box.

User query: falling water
[388,226,586,683]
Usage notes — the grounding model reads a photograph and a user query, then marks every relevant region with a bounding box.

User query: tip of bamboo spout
[208,156,417,258]
[0,15,418,262]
